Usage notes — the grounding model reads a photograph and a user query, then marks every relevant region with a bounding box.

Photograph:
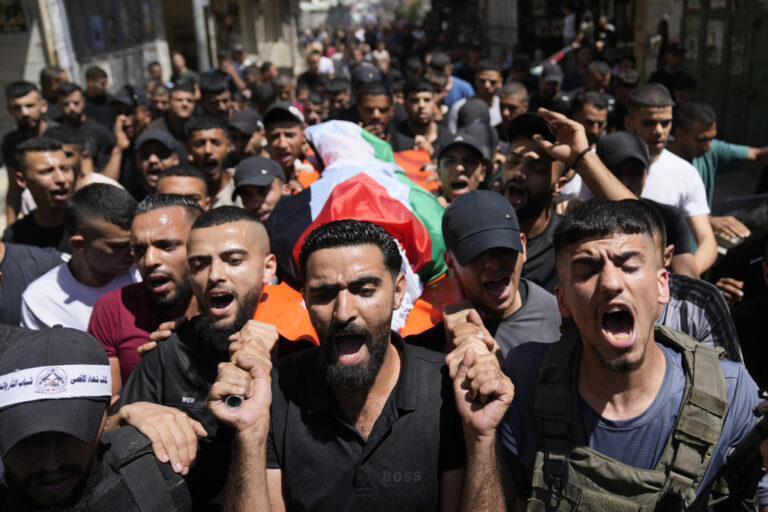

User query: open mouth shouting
[146,272,173,295]
[49,187,69,203]
[207,287,235,318]
[600,302,636,349]
[201,159,220,176]
[332,331,368,366]
[504,182,527,207]
[450,175,471,194]
[482,273,512,301]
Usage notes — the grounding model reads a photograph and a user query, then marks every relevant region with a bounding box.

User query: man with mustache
[0,327,191,511]
[88,194,203,394]
[109,206,312,506]
[206,219,515,511]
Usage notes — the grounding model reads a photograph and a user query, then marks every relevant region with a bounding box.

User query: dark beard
[320,319,391,394]
[198,290,260,351]
[145,276,193,312]
[3,454,100,512]
[511,183,555,222]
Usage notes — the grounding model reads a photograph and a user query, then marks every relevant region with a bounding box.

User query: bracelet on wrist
[570,147,592,170]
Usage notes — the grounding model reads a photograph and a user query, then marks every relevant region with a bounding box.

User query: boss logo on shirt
[382,471,422,483]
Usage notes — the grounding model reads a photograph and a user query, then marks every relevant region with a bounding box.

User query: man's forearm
[102,146,123,181]
[460,433,506,512]
[224,424,271,512]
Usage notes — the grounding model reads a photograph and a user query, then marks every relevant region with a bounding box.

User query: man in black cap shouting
[263,101,319,190]
[436,130,491,204]
[228,109,267,160]
[0,327,191,510]
[133,129,182,200]
[232,156,290,221]
[408,190,561,358]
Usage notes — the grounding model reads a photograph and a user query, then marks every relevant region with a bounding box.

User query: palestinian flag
[267,121,447,289]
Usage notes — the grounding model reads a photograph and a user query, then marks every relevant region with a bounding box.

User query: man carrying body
[501,199,768,508]
[3,81,53,224]
[625,83,716,276]
[21,184,139,330]
[0,327,191,510]
[408,190,561,358]
[147,82,197,144]
[109,206,312,504]
[3,137,74,252]
[56,81,116,171]
[206,219,513,511]
[88,194,203,393]
[390,78,452,156]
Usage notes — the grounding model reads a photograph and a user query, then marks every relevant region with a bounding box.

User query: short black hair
[298,220,402,280]
[628,83,674,113]
[571,92,609,116]
[64,184,137,234]
[135,193,204,220]
[5,81,38,101]
[260,61,275,74]
[199,72,229,97]
[184,116,230,140]
[553,199,654,258]
[148,60,161,69]
[55,82,82,99]
[476,59,502,74]
[251,82,277,106]
[157,164,208,193]
[191,205,261,231]
[357,82,392,101]
[403,78,434,97]
[43,125,86,149]
[15,137,63,173]
[674,102,716,132]
[40,66,65,88]
[325,78,350,96]
[151,83,170,96]
[171,81,196,95]
[623,199,666,251]
[306,90,325,105]
[85,66,107,80]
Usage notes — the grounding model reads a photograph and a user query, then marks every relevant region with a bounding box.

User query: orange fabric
[254,282,318,345]
[394,149,440,194]
[400,274,464,337]
[297,159,320,189]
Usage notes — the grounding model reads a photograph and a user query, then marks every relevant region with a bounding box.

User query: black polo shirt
[267,332,466,511]
[117,315,313,507]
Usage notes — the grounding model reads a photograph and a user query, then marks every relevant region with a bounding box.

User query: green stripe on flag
[361,130,396,163]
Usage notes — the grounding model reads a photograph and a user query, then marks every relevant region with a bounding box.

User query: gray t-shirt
[501,341,768,504]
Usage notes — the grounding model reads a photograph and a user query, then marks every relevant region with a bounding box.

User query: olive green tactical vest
[528,324,729,511]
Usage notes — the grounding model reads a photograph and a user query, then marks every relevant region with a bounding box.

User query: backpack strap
[102,426,179,512]
[653,325,728,505]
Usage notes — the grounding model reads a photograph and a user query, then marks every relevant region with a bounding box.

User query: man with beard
[83,66,114,128]
[55,82,115,171]
[20,184,140,331]
[500,199,768,508]
[0,327,192,511]
[570,92,608,149]
[147,82,197,145]
[502,111,633,292]
[206,219,514,511]
[133,130,182,200]
[199,72,233,122]
[88,194,203,393]
[447,60,504,133]
[3,81,53,224]
[109,206,312,505]
[186,117,238,208]
[103,85,153,200]
[390,78,452,156]
[3,137,74,252]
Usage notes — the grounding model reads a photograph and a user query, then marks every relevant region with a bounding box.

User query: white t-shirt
[20,263,141,331]
[318,56,335,76]
[447,96,502,134]
[640,149,710,218]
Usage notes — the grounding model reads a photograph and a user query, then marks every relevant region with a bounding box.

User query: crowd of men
[1,17,768,512]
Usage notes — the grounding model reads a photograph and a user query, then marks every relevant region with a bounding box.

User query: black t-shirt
[522,209,562,293]
[117,315,313,505]
[642,198,692,255]
[85,93,115,128]
[1,129,27,169]
[406,279,561,358]
[76,117,116,171]
[2,212,71,253]
[266,333,466,511]
[297,71,328,93]
[389,119,453,154]
[0,243,64,325]
[733,296,768,390]
[527,92,569,116]
[0,426,191,511]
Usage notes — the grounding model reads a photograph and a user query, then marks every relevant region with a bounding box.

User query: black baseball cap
[135,129,177,151]
[507,113,556,144]
[596,131,650,170]
[351,66,377,87]
[541,62,563,83]
[0,327,111,456]
[111,84,149,108]
[429,52,451,70]
[438,130,491,161]
[263,101,304,127]
[232,156,286,199]
[228,109,265,135]
[443,190,524,266]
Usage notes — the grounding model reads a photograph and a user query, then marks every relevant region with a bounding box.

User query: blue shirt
[692,139,750,208]
[502,341,768,504]
[443,76,475,108]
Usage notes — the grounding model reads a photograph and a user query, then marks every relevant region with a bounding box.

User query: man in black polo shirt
[207,219,513,511]
[109,206,312,506]
[407,190,561,358]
